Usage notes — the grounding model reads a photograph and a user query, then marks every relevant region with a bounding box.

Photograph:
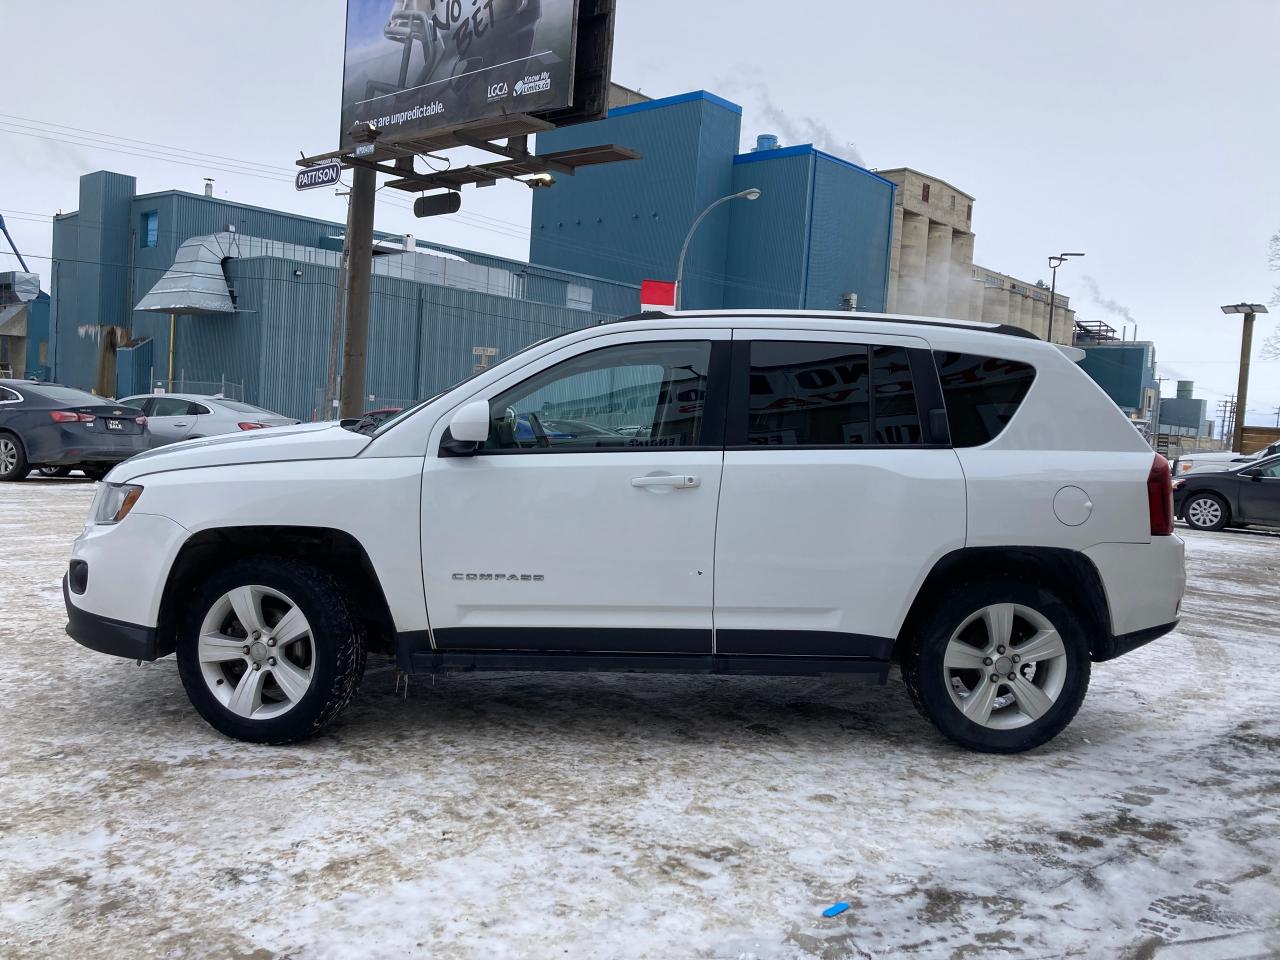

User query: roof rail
[604,310,1042,340]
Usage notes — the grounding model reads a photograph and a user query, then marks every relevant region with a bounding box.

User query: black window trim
[441,340,731,457]
[724,338,952,450]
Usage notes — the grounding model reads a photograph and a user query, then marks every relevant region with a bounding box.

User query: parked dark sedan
[1173,454,1280,531]
[0,380,149,482]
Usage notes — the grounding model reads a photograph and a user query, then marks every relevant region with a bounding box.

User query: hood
[107,422,371,482]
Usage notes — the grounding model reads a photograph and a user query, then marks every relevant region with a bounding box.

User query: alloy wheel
[943,602,1069,730]
[0,438,16,474]
[197,585,316,720]
[1186,496,1222,529]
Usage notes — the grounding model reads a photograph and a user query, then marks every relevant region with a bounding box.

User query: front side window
[745,341,922,447]
[934,352,1037,447]
[484,340,712,452]
[1256,459,1280,479]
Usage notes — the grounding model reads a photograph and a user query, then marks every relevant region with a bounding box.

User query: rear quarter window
[933,352,1037,447]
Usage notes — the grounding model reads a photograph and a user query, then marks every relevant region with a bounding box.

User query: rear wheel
[903,580,1090,753]
[176,558,366,744]
[1184,492,1228,531]
[80,465,110,482]
[0,433,29,482]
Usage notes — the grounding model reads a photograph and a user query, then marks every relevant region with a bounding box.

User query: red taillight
[50,410,95,423]
[1148,453,1174,536]
[237,422,265,431]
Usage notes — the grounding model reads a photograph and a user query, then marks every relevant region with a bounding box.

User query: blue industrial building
[45,91,898,417]
[1077,341,1159,421]
[48,171,637,418]
[530,91,896,312]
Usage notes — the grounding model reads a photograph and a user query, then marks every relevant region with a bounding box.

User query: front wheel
[1184,492,1228,531]
[176,558,366,744]
[80,465,110,482]
[39,465,72,478]
[903,581,1090,753]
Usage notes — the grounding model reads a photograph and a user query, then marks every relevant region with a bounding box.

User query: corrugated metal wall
[530,92,744,310]
[805,156,894,312]
[215,256,614,421]
[726,151,812,309]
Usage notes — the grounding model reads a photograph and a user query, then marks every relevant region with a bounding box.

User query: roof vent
[753,134,779,152]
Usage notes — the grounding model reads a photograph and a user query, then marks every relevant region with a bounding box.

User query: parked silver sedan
[116,393,299,447]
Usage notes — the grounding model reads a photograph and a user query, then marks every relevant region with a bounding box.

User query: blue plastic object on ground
[822,902,850,918]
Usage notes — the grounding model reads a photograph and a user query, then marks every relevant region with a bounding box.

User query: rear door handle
[631,475,700,489]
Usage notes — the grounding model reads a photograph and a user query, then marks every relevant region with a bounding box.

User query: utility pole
[1220,303,1269,453]
[338,163,377,420]
[324,188,352,419]
[1273,405,1280,428]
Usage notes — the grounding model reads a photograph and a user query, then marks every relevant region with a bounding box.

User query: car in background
[116,394,298,447]
[1173,440,1280,477]
[1173,454,1280,531]
[0,379,149,482]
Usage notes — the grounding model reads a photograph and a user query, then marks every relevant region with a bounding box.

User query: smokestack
[753,134,779,152]
[1177,380,1194,399]
[841,292,858,312]
[203,178,214,197]
[403,233,415,252]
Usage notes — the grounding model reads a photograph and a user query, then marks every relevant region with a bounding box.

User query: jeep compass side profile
[63,311,1185,752]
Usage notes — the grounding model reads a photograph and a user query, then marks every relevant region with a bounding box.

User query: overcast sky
[2,0,1277,423]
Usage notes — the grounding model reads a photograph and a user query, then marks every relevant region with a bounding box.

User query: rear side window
[745,341,922,446]
[934,352,1037,447]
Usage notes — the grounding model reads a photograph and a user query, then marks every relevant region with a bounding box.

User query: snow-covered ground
[1,480,1277,960]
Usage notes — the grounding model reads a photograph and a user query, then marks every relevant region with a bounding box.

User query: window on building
[934,352,1037,447]
[566,283,593,312]
[966,203,973,221]
[485,340,711,451]
[921,183,931,203]
[950,195,956,210]
[140,211,158,248]
[744,341,923,447]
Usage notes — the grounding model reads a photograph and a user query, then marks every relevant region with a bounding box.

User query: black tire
[176,558,366,744]
[1183,492,1229,531]
[80,465,110,482]
[39,465,73,478]
[0,431,30,482]
[902,579,1091,753]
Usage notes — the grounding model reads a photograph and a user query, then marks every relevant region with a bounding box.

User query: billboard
[340,0,582,150]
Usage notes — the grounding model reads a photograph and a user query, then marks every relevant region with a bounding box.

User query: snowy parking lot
[1,480,1278,960]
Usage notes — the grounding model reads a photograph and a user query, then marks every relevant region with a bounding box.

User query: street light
[675,188,762,310]
[1220,302,1270,453]
[1045,252,1084,344]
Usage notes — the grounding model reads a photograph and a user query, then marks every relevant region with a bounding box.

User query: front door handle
[631,474,700,489]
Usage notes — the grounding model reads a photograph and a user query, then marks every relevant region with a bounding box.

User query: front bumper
[64,575,157,660]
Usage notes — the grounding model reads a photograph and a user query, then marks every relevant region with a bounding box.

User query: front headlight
[92,483,144,524]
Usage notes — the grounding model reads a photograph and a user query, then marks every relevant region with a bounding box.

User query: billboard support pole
[339,163,376,420]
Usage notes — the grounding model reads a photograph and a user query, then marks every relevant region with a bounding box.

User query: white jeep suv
[64,311,1185,752]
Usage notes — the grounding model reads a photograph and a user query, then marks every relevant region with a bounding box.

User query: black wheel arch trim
[897,545,1148,663]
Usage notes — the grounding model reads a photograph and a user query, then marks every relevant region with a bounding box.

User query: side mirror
[450,400,492,442]
[1242,467,1262,480]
